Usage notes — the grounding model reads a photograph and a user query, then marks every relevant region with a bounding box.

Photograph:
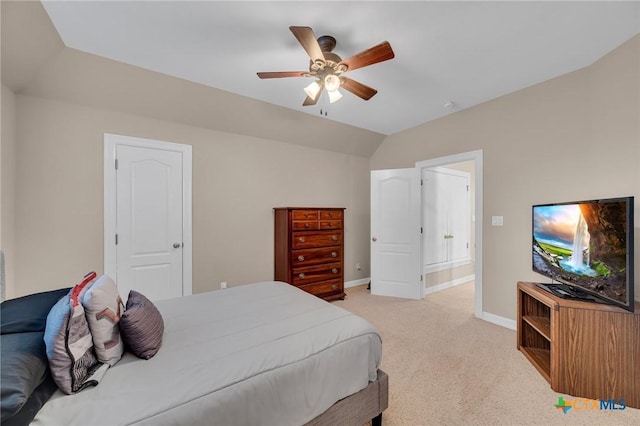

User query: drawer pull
[299,273,306,279]
[332,284,338,290]
[297,255,305,262]
[331,235,338,241]
[304,223,310,228]
[299,237,305,243]
[332,268,338,274]
[328,212,333,217]
[304,212,309,217]
[331,252,337,258]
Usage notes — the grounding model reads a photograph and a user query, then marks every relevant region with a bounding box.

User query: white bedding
[32,281,382,425]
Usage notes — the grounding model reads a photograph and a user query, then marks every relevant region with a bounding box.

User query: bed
[1,281,387,425]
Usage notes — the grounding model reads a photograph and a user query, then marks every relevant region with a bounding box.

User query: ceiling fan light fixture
[328,89,343,104]
[304,80,322,100]
[324,74,341,92]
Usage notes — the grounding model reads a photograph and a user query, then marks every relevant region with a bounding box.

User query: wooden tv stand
[517,281,639,409]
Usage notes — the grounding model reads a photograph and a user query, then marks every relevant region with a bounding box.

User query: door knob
[173,243,181,248]
[372,237,377,242]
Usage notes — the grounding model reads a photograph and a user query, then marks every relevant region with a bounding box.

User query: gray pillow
[0,332,48,421]
[119,291,164,359]
[1,287,71,422]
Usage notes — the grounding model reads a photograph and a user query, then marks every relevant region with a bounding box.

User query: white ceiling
[41,1,639,135]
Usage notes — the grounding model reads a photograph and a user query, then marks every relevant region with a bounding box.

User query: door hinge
[467,185,469,191]
[421,178,423,186]
[115,234,118,245]
[115,158,118,170]
[467,242,469,248]
[420,275,423,282]
[420,227,423,234]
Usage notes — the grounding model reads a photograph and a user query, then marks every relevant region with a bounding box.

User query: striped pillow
[119,291,164,359]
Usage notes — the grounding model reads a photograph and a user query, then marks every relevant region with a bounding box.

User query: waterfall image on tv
[532,197,634,310]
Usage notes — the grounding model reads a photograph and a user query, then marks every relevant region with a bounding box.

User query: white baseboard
[423,274,475,296]
[480,311,517,330]
[345,278,370,289]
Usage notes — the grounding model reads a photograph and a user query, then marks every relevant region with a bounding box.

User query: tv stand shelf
[522,315,550,341]
[517,281,640,408]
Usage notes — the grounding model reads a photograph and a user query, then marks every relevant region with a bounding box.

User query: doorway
[370,150,483,318]
[422,163,474,294]
[416,151,482,318]
[103,133,193,301]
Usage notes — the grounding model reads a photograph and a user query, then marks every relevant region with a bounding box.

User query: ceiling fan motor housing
[257,26,395,105]
[310,36,345,74]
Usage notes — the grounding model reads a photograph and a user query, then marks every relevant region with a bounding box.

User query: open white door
[370,168,423,299]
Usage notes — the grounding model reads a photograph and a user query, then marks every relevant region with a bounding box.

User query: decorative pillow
[80,275,124,365]
[119,290,164,359]
[44,272,109,394]
[1,287,71,335]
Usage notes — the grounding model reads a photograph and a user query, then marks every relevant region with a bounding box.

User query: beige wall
[372,35,640,321]
[13,94,371,297]
[1,84,17,299]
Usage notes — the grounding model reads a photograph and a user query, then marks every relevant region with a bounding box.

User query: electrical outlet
[220,281,227,289]
[356,262,361,271]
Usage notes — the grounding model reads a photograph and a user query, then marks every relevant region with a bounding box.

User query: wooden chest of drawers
[274,207,346,301]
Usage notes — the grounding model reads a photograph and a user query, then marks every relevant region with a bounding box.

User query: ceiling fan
[257,26,395,106]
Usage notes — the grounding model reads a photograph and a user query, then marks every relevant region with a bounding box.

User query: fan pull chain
[320,109,328,116]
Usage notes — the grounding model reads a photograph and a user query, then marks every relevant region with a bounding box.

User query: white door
[370,169,423,300]
[447,172,470,262]
[104,134,192,302]
[422,169,448,265]
[422,168,470,269]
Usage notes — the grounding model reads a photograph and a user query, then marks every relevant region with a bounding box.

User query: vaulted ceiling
[38,1,639,134]
[2,1,639,157]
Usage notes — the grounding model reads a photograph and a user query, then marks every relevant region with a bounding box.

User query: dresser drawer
[320,210,342,221]
[298,279,343,297]
[292,220,319,231]
[292,231,343,249]
[291,247,341,267]
[293,210,318,220]
[292,262,342,286]
[319,220,341,230]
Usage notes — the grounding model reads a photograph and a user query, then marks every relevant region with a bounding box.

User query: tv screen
[532,197,634,312]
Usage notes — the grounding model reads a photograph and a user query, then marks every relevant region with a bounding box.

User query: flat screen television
[532,196,634,312]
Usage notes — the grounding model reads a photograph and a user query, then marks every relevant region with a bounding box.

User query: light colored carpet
[335,283,639,425]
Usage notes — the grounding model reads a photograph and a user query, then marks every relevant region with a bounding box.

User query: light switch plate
[491,216,504,226]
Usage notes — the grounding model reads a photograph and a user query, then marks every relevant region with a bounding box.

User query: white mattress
[32,281,382,425]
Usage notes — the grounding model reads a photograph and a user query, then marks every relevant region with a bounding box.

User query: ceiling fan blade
[303,95,319,106]
[341,77,378,100]
[339,41,395,72]
[257,71,307,79]
[289,26,325,63]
